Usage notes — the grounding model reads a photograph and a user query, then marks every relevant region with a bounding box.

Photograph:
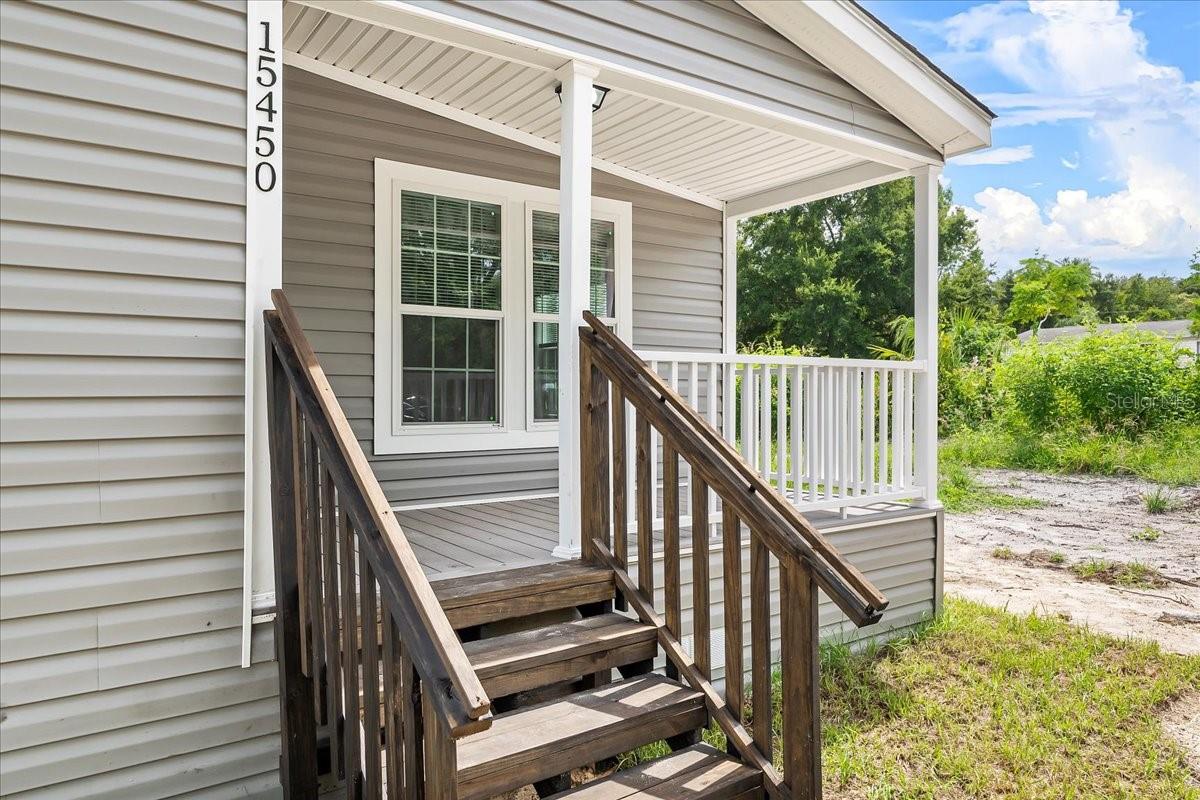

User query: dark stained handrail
[581,311,888,627]
[266,290,490,736]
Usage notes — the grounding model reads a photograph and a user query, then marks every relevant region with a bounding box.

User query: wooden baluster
[382,609,402,798]
[781,561,821,800]
[750,531,771,758]
[691,475,710,679]
[265,345,318,798]
[338,507,363,798]
[663,443,681,680]
[611,386,628,611]
[402,652,423,800]
[722,502,743,725]
[304,430,326,723]
[580,335,610,562]
[423,690,457,800]
[636,416,654,601]
[321,467,343,777]
[293,402,312,679]
[360,559,383,797]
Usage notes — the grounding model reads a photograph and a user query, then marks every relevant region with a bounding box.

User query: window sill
[373,427,559,455]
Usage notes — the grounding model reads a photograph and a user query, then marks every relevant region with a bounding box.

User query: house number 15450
[252,20,278,192]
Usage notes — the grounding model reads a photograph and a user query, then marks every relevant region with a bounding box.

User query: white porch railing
[625,352,928,529]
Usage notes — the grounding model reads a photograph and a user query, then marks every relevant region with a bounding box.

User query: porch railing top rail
[265,289,490,736]
[635,349,927,371]
[582,311,888,626]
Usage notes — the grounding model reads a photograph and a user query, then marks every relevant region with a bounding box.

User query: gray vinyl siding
[647,510,939,685]
[0,1,281,797]
[283,67,724,506]
[410,0,930,154]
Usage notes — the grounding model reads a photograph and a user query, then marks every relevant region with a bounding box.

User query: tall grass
[941,423,1200,487]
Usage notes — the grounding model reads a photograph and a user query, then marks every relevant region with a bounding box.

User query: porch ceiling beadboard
[282,1,889,207]
[0,0,280,796]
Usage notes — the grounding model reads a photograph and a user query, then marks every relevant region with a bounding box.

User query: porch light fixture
[555,82,610,112]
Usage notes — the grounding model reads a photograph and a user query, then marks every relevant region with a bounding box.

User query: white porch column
[913,165,941,507]
[554,60,600,559]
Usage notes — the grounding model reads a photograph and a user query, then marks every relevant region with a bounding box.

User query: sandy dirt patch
[945,469,1200,655]
[1161,691,1200,785]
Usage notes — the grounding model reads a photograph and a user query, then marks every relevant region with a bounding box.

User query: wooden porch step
[462,613,658,697]
[544,743,763,800]
[432,560,614,629]
[454,674,707,800]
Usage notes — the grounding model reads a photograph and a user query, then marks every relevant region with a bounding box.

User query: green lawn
[629,597,1200,799]
[941,424,1200,488]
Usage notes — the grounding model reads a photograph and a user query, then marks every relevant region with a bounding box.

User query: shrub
[994,329,1199,435]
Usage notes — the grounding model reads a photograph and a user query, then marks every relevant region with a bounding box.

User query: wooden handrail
[266,290,490,736]
[581,311,887,626]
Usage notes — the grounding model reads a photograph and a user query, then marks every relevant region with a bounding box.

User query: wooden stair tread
[454,674,707,800]
[462,613,657,695]
[543,743,763,800]
[432,560,615,628]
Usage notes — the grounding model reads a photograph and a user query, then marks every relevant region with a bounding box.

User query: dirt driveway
[944,469,1200,655]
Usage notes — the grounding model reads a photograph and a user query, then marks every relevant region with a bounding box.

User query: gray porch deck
[395,496,916,581]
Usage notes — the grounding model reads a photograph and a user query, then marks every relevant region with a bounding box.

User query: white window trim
[374,159,632,455]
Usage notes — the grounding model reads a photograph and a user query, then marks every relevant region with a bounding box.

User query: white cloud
[951,144,1035,165]
[936,1,1200,267]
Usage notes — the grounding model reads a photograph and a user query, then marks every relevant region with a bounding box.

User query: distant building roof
[1017,319,1195,344]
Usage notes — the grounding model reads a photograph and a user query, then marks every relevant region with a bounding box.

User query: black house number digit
[252,19,278,193]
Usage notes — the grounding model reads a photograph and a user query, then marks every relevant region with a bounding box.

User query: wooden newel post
[264,331,319,799]
[579,329,611,562]
[781,560,822,800]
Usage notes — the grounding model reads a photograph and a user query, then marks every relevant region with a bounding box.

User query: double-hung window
[374,160,631,454]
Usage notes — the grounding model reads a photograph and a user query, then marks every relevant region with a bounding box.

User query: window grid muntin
[529,210,618,423]
[398,188,504,430]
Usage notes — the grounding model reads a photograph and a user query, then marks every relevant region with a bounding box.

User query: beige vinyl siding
[409,0,930,154]
[0,1,280,797]
[283,67,724,506]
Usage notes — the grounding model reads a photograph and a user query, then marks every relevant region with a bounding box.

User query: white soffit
[282,2,876,208]
[739,0,993,157]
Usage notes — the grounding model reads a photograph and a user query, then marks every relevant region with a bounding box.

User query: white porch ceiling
[282,3,875,209]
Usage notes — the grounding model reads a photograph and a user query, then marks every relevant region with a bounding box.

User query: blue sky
[861,0,1199,277]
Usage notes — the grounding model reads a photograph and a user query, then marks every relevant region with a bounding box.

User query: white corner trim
[283,52,723,211]
[242,0,283,670]
[726,161,908,220]
[722,207,737,354]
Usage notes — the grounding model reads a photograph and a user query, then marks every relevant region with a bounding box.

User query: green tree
[737,179,981,355]
[1005,257,1094,335]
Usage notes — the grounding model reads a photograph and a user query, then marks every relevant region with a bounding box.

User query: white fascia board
[725,162,907,220]
[739,0,991,157]
[293,0,941,170]
[283,53,724,210]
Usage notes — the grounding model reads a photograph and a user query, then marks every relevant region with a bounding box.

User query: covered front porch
[271,0,954,566]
